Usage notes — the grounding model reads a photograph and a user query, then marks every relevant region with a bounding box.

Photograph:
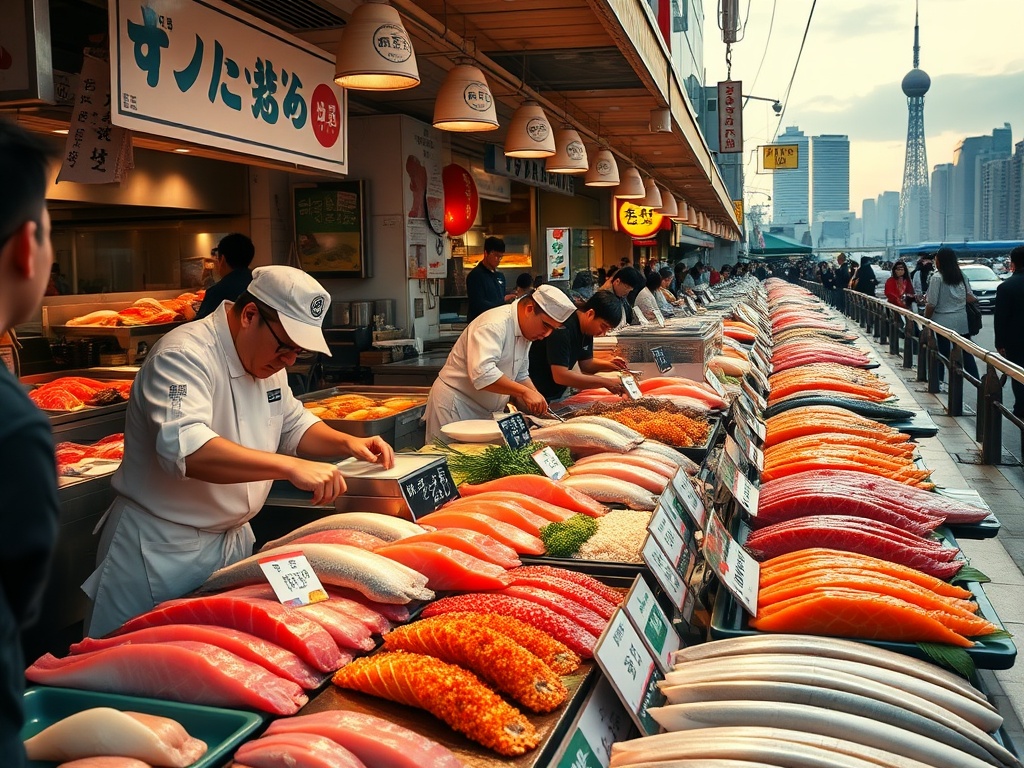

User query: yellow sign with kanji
[732,200,744,221]
[762,144,799,170]
[617,201,664,238]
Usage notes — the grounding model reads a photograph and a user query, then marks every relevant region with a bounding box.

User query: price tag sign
[635,310,651,326]
[641,534,687,611]
[593,609,665,736]
[671,468,707,529]
[650,346,673,374]
[400,460,461,520]
[621,374,643,400]
[623,575,682,673]
[717,447,760,518]
[733,396,766,443]
[705,288,716,302]
[258,551,328,607]
[552,676,633,768]
[652,307,666,327]
[740,376,768,413]
[747,362,771,395]
[703,513,760,615]
[726,432,763,474]
[532,445,568,480]
[684,295,699,313]
[496,412,532,449]
[704,368,727,398]
[731,413,764,463]
[648,504,687,566]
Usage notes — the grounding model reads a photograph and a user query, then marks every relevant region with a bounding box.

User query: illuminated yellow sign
[732,199,744,221]
[762,144,800,170]
[618,202,664,238]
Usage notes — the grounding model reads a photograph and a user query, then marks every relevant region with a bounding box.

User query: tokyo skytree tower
[898,3,930,245]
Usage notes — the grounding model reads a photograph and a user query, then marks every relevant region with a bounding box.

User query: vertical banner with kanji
[57,54,134,184]
[109,0,347,174]
[717,80,742,154]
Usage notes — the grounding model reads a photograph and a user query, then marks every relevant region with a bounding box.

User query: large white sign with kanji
[109,0,348,174]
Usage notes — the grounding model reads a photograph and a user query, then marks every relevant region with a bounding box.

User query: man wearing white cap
[425,284,577,442]
[83,265,395,637]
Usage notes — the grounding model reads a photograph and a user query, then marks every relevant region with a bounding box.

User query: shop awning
[749,232,813,256]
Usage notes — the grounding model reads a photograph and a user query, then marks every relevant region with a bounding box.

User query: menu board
[294,182,369,277]
[400,460,460,519]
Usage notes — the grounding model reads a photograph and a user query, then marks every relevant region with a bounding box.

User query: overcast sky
[703,0,1024,215]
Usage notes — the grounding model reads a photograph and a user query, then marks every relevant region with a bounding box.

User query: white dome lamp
[335,0,420,91]
[614,165,645,199]
[638,177,663,208]
[658,188,678,217]
[504,100,556,158]
[546,126,589,173]
[584,147,620,186]
[433,62,498,131]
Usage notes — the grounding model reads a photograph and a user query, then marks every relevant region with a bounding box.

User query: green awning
[749,231,813,256]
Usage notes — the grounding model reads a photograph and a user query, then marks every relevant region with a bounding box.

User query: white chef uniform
[424,300,531,443]
[82,302,319,637]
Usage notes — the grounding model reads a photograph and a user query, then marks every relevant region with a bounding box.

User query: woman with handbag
[885,261,917,308]
[924,247,979,383]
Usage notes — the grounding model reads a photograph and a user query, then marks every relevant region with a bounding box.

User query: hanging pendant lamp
[638,177,663,208]
[674,197,688,221]
[614,165,645,199]
[504,100,555,158]
[546,127,589,173]
[335,0,420,91]
[584,148,619,186]
[433,63,498,131]
[658,189,678,217]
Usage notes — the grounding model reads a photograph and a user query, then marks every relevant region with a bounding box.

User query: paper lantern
[442,163,479,236]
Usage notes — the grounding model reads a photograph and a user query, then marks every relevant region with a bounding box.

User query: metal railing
[799,280,1024,465]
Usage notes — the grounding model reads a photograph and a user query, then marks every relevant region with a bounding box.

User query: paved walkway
[857,323,1024,750]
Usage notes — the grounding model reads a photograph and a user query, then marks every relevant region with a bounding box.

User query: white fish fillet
[23,707,207,767]
[559,475,659,510]
[630,442,700,474]
[529,422,643,452]
[665,655,1002,732]
[567,462,668,494]
[558,415,646,443]
[646,701,997,768]
[201,543,434,604]
[261,512,426,551]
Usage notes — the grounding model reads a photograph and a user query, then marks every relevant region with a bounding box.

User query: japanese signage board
[496,412,532,449]
[400,460,460,519]
[617,201,665,238]
[703,513,760,615]
[593,609,665,736]
[109,0,348,174]
[404,121,448,279]
[732,199,744,222]
[532,446,567,480]
[717,80,742,154]
[622,575,682,674]
[546,228,569,281]
[484,144,575,196]
[650,346,673,373]
[762,143,799,170]
[294,182,368,278]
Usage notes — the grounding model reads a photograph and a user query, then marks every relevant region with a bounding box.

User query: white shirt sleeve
[277,383,321,456]
[465,318,511,390]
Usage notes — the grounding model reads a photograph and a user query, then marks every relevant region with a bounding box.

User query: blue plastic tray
[22,686,264,768]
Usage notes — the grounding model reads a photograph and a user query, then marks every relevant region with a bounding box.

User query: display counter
[370,351,451,387]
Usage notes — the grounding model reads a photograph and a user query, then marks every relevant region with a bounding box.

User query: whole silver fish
[559,476,658,511]
[529,422,642,452]
[200,543,434,604]
[261,513,425,551]
[630,442,700,474]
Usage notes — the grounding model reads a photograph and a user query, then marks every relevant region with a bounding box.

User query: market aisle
[857,323,1024,750]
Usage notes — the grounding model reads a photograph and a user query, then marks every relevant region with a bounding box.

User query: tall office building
[811,134,850,219]
[897,6,930,246]
[950,124,1012,241]
[979,157,1013,240]
[862,198,877,246]
[1013,141,1024,239]
[771,125,809,230]
[930,163,953,241]
[876,191,900,247]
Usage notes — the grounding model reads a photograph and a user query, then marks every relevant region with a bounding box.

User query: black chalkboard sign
[650,346,673,373]
[293,181,370,278]
[399,459,460,520]
[497,413,532,449]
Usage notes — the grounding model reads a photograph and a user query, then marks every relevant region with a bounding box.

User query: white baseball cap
[532,284,577,324]
[248,266,332,356]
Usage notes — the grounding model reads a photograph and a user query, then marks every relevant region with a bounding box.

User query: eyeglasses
[255,306,304,356]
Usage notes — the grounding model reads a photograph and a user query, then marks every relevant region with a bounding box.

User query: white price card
[671,468,707,529]
[635,310,651,326]
[258,551,328,607]
[652,307,666,327]
[656,486,699,546]
[732,397,766,444]
[623,575,682,674]
[532,445,568,480]
[648,505,686,566]
[726,432,763,474]
[704,368,727,397]
[731,418,766,469]
[751,344,773,375]
[620,374,643,400]
[641,534,687,611]
[552,676,633,768]
[684,295,699,313]
[703,513,760,615]
[740,376,768,413]
[594,609,665,736]
[718,447,760,518]
[705,288,716,303]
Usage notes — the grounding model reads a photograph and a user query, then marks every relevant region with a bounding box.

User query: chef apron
[423,378,509,444]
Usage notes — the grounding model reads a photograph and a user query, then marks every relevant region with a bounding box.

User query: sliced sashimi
[68,623,328,689]
[459,475,609,517]
[375,541,513,591]
[112,595,345,672]
[448,491,576,522]
[325,586,411,623]
[26,641,309,714]
[220,584,391,634]
[394,528,522,569]
[414,510,546,555]
[493,585,608,636]
[233,733,366,768]
[292,601,376,650]
[567,461,668,494]
[508,573,618,619]
[572,452,676,478]
[559,475,659,510]
[438,498,549,536]
[510,565,624,606]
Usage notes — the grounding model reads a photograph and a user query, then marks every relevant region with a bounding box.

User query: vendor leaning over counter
[83,266,395,638]
[529,290,630,402]
[424,284,578,442]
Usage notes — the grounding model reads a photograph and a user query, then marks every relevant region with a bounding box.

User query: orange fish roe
[332,650,540,756]
[433,611,580,674]
[383,615,568,712]
[605,406,710,447]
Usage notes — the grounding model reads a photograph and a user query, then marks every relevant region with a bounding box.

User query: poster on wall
[403,121,449,279]
[546,228,569,282]
[293,182,369,278]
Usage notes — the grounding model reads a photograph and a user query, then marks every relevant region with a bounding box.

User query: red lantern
[442,163,479,237]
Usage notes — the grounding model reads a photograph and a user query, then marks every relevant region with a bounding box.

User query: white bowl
[440,419,503,443]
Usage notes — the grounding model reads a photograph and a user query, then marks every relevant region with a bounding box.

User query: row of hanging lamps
[584,148,619,186]
[546,126,588,173]
[504,100,555,158]
[335,0,420,90]
[614,165,645,199]
[433,61,498,131]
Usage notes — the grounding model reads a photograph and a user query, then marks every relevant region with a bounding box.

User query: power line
[772,0,817,142]
[742,0,776,109]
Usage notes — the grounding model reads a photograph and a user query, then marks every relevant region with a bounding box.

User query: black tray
[933,487,1002,539]
[710,527,1017,670]
[676,416,723,463]
[889,408,940,438]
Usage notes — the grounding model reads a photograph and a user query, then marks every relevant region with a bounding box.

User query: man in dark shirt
[0,118,60,768]
[599,266,644,325]
[529,291,630,401]
[195,233,255,320]
[856,256,879,296]
[834,253,850,310]
[466,236,513,322]
[995,246,1024,434]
